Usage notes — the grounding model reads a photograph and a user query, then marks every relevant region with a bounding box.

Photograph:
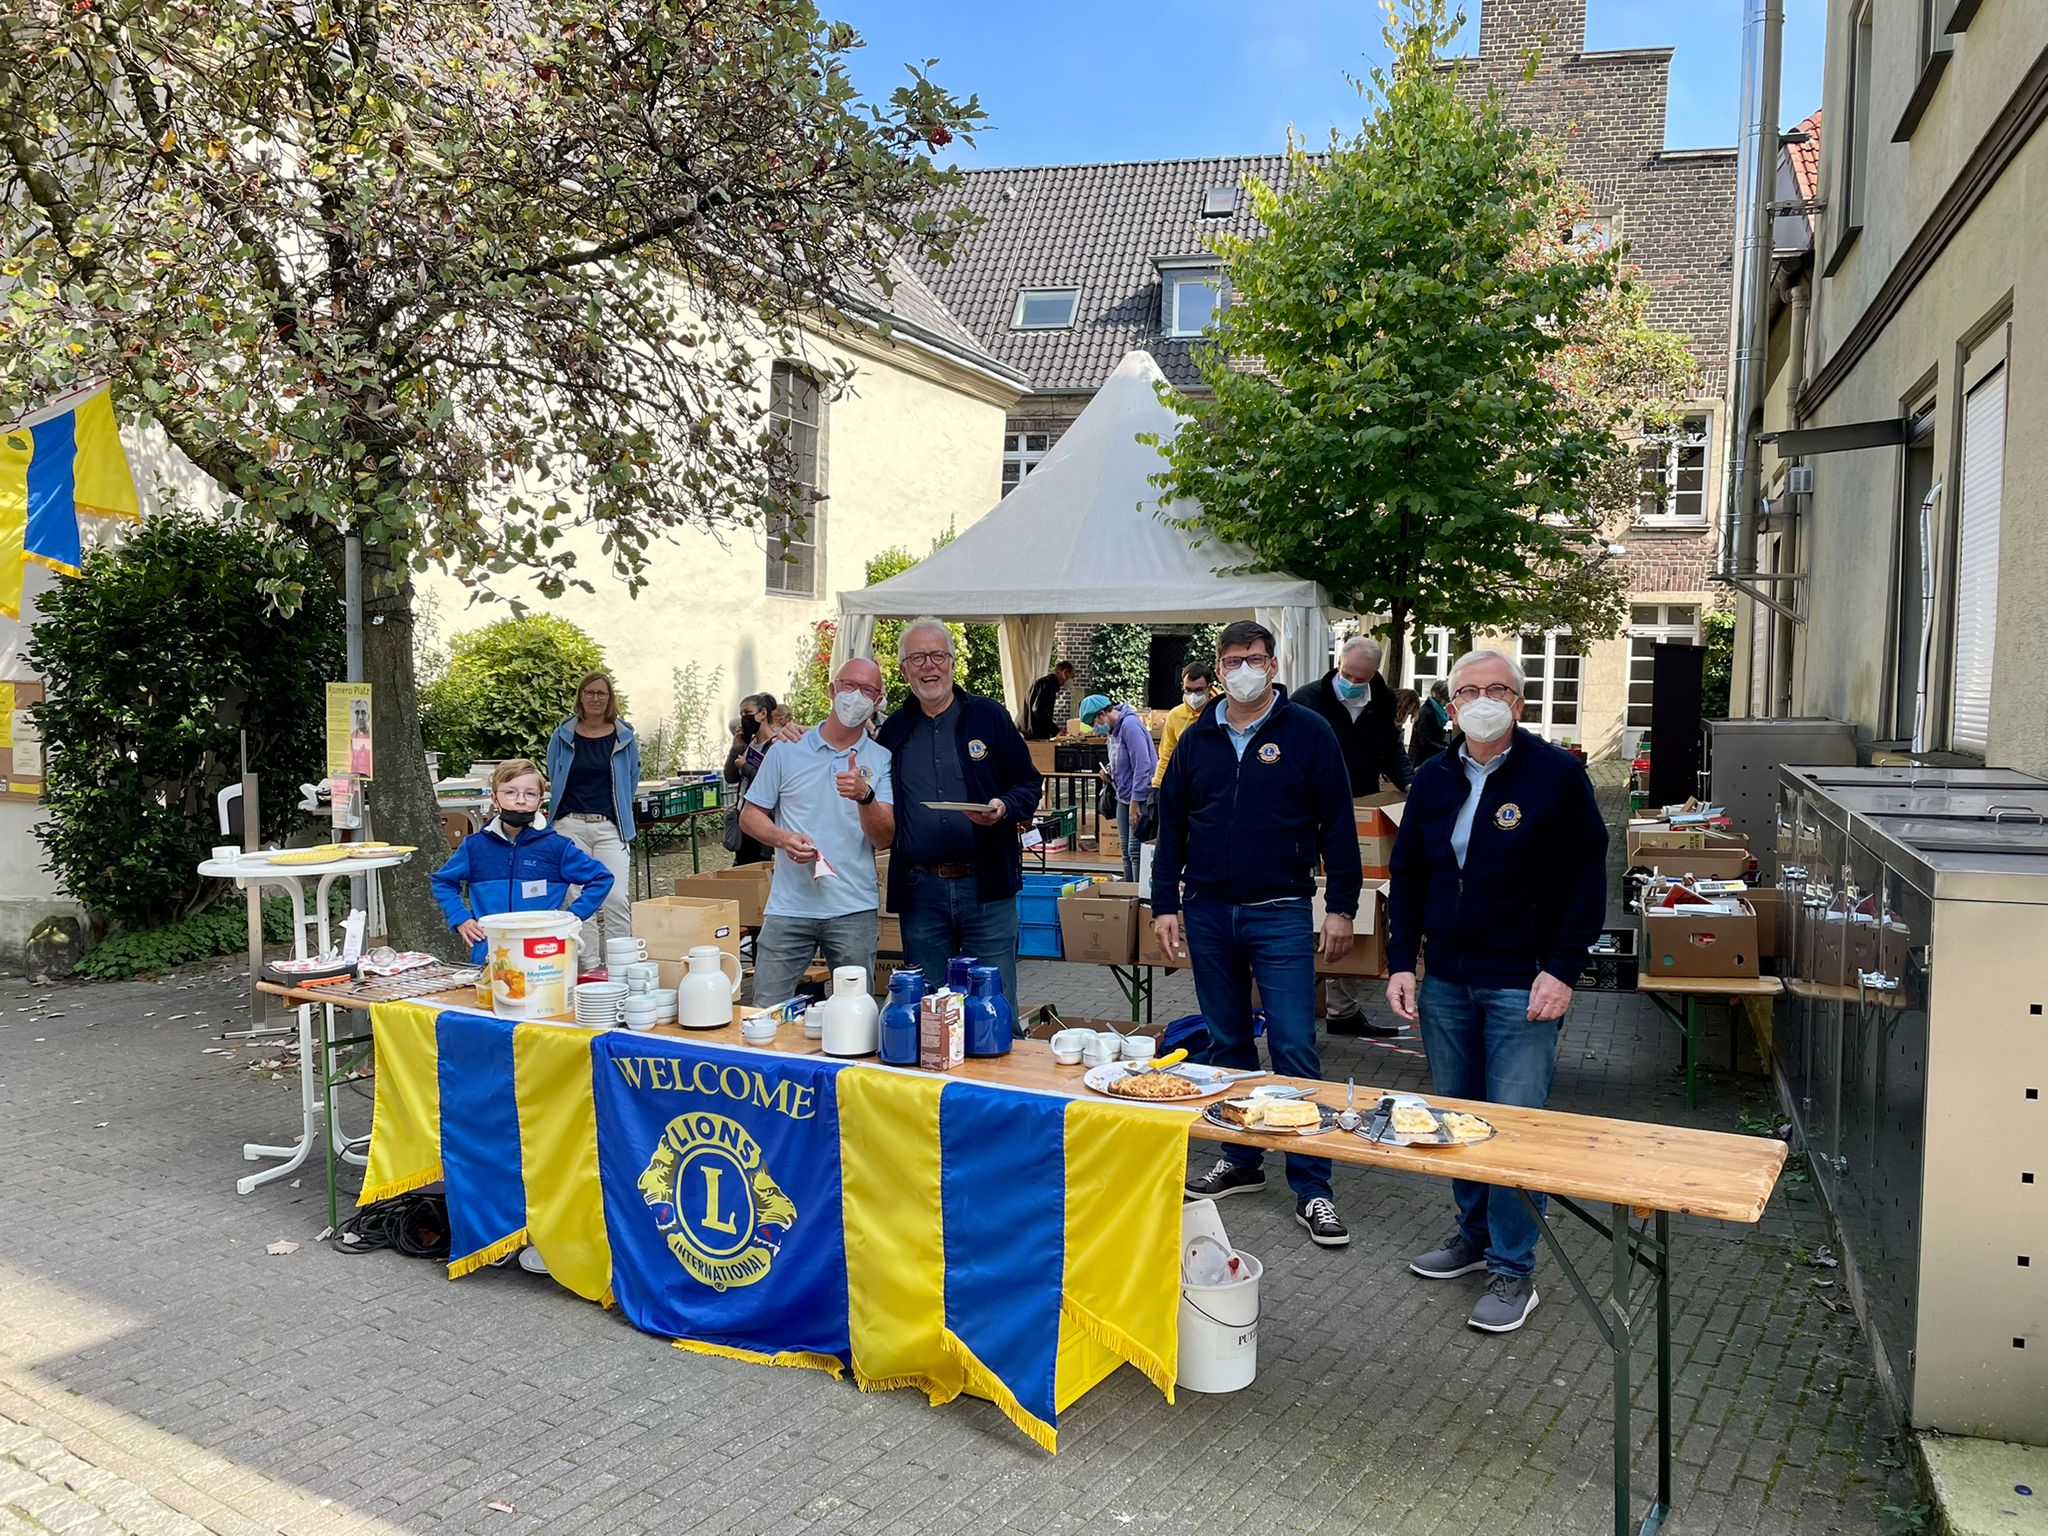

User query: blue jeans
[1182,895,1330,1204]
[1417,973,1562,1277]
[1115,798,1146,884]
[750,909,880,1009]
[898,866,1022,1008]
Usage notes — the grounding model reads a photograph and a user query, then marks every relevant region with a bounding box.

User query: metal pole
[1722,0,1784,580]
[241,729,266,1022]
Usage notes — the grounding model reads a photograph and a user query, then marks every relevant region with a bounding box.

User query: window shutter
[1948,366,2006,753]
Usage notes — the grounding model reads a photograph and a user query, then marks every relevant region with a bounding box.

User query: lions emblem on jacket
[638,1112,796,1291]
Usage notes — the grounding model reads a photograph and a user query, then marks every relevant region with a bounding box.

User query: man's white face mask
[1456,696,1516,744]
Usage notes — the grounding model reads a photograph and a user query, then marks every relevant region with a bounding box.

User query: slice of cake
[1390,1102,1440,1138]
[1256,1098,1321,1130]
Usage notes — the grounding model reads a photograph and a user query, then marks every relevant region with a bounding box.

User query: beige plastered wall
[417,318,1019,756]
[1796,2,2048,769]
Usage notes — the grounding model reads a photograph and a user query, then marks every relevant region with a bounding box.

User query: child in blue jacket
[432,758,615,965]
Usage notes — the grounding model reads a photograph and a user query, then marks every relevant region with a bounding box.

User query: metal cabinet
[1773,765,2048,1442]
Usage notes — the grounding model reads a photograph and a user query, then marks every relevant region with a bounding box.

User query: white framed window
[1625,603,1703,755]
[1408,625,1454,690]
[1570,214,1614,253]
[764,362,822,597]
[1518,630,1581,742]
[1011,288,1079,330]
[1001,430,1050,497]
[1636,413,1710,524]
[1949,356,2006,753]
[1162,266,1222,339]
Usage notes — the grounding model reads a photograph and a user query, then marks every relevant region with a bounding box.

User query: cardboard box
[1313,879,1389,978]
[1633,830,1751,882]
[670,865,771,926]
[876,912,902,955]
[1135,900,1188,968]
[919,989,964,1070]
[633,896,741,961]
[1354,791,1406,878]
[1642,900,1760,979]
[1805,912,1911,986]
[1058,881,1141,965]
[1745,886,1792,960]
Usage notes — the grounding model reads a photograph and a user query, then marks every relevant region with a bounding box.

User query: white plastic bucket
[476,911,580,1020]
[1176,1250,1262,1394]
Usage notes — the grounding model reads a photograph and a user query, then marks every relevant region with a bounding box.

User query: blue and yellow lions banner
[361,1003,1186,1450]
[591,1033,851,1375]
[0,383,140,619]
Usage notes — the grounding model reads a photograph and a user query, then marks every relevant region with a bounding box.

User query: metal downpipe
[1722,0,1783,580]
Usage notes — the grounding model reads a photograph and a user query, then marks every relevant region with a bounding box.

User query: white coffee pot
[816,967,879,1057]
[676,944,742,1029]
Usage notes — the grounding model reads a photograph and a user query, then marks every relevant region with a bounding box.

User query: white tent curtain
[1259,605,1332,691]
[997,615,1061,718]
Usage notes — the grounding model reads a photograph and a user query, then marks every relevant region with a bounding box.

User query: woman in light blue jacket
[545,672,641,954]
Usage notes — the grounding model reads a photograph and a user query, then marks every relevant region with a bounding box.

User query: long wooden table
[261,979,1784,1536]
[1635,974,1785,1110]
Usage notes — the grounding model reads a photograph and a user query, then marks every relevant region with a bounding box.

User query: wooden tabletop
[264,982,1786,1225]
[1636,974,1785,999]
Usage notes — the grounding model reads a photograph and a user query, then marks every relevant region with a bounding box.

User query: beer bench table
[1634,974,1785,1110]
[262,980,1784,1536]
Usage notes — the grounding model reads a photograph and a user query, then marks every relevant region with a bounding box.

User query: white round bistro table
[197,852,412,1195]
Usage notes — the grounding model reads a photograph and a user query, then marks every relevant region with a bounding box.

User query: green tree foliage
[1149,0,1696,678]
[27,507,341,929]
[1699,602,1736,721]
[1088,625,1153,704]
[860,533,999,712]
[419,615,616,772]
[0,0,984,948]
[784,618,838,727]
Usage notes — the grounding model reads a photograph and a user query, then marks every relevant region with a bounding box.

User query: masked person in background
[1409,679,1453,774]
[1079,692,1157,884]
[738,659,895,1007]
[1384,649,1607,1334]
[1152,661,1215,791]
[723,693,780,866]
[1295,636,1411,1039]
[876,617,1042,1006]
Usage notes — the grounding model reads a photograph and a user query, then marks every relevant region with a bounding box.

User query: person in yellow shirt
[1152,660,1216,790]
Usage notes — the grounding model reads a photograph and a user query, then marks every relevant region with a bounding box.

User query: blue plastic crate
[1018,920,1064,959]
[1016,872,1088,928]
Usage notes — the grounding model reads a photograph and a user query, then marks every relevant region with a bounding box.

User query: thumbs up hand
[835,750,868,801]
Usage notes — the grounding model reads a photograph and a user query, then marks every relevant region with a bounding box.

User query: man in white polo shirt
[738,657,895,1005]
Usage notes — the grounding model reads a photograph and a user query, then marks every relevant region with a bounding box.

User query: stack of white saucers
[574,980,628,1030]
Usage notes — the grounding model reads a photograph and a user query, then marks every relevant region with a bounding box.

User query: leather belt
[909,861,977,879]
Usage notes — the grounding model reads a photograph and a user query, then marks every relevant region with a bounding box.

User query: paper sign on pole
[326,682,373,779]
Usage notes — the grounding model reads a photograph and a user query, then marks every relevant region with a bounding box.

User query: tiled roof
[834,257,1026,387]
[903,155,1303,394]
[1786,109,1822,203]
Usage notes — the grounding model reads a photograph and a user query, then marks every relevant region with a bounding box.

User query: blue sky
[824,0,1825,168]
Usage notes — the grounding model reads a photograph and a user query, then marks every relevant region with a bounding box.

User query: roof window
[1201,187,1238,218]
[1012,288,1080,330]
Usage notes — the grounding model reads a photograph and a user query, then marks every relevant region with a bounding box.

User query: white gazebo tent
[837,351,1332,711]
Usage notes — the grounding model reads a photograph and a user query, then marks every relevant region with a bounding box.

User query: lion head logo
[639,1112,796,1291]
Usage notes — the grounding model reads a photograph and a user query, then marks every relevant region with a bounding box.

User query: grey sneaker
[1410,1232,1487,1279]
[1468,1272,1539,1333]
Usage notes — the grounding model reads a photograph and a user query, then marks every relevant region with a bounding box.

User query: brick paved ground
[0,772,1919,1535]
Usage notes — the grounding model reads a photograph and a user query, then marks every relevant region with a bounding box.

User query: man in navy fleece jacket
[1152,620,1363,1249]
[1384,648,1607,1334]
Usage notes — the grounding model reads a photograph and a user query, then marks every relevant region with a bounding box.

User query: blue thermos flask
[965,965,1010,1057]
[879,969,925,1066]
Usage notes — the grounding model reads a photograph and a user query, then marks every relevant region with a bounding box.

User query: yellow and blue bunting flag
[361,1003,1185,1449]
[0,384,140,619]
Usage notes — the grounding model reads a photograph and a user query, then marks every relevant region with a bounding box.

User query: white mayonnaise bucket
[1176,1250,1262,1394]
[476,911,580,1020]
